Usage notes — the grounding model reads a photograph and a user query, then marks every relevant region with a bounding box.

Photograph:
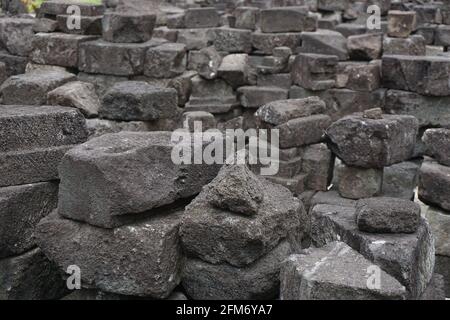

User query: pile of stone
[326,108,419,200]
[254,96,333,196]
[179,164,307,299]
[35,131,221,298]
[0,105,88,299]
[419,128,450,296]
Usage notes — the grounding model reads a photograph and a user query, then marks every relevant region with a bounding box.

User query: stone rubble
[0,0,449,300]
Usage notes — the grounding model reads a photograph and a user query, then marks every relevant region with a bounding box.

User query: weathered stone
[356,197,421,234]
[336,62,381,92]
[58,131,220,228]
[281,242,406,300]
[0,51,29,76]
[99,81,178,121]
[57,15,102,35]
[0,61,6,85]
[416,24,436,45]
[47,81,100,118]
[300,30,349,60]
[310,204,435,298]
[0,18,34,56]
[255,96,326,126]
[79,38,167,76]
[301,143,333,191]
[388,10,416,38]
[187,46,222,79]
[182,111,216,132]
[326,113,419,168]
[257,73,292,89]
[419,273,446,300]
[205,165,264,216]
[0,182,58,258]
[0,248,67,300]
[38,1,105,18]
[382,55,450,96]
[217,54,249,88]
[33,18,58,33]
[260,7,317,33]
[424,206,450,257]
[291,53,338,91]
[310,190,356,209]
[167,71,197,107]
[383,35,426,56]
[251,32,301,55]
[384,89,450,127]
[277,114,331,149]
[153,26,178,43]
[435,255,450,297]
[347,33,383,61]
[413,4,440,26]
[182,241,292,300]
[265,174,306,196]
[0,70,76,105]
[238,86,288,108]
[419,160,450,212]
[35,211,183,298]
[317,0,348,12]
[77,72,128,97]
[207,27,252,53]
[144,43,186,78]
[234,6,260,30]
[335,163,383,200]
[180,173,306,267]
[435,25,450,47]
[423,128,450,166]
[382,160,420,200]
[184,7,220,28]
[86,118,153,138]
[177,28,209,50]
[102,12,156,43]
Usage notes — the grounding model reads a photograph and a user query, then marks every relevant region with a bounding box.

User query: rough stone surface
[35,211,183,298]
[58,131,220,228]
[144,43,187,78]
[355,197,421,234]
[102,12,156,43]
[281,241,407,300]
[422,128,450,167]
[326,113,419,168]
[335,162,383,200]
[419,160,450,212]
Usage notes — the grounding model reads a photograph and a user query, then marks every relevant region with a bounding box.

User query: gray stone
[336,62,381,92]
[77,72,128,97]
[317,0,348,12]
[177,28,209,50]
[281,242,406,300]
[0,51,27,76]
[0,248,67,300]
[234,6,260,30]
[58,131,220,228]
[0,70,76,105]
[355,197,421,234]
[383,35,426,56]
[47,81,101,118]
[291,53,338,91]
[0,61,6,85]
[419,273,446,300]
[301,143,333,191]
[86,118,153,139]
[251,32,301,54]
[182,111,216,131]
[382,55,450,96]
[423,128,450,166]
[0,182,58,258]
[419,160,450,212]
[187,46,222,79]
[33,18,58,33]
[102,12,156,43]
[99,81,179,121]
[35,211,183,298]
[79,38,167,76]
[436,25,450,47]
[144,43,187,78]
[180,174,306,267]
[300,30,349,61]
[207,27,252,53]
[388,10,416,38]
[217,53,249,88]
[57,14,102,35]
[384,89,450,128]
[347,33,382,61]
[424,206,450,257]
[326,113,419,168]
[182,241,292,300]
[255,96,326,126]
[184,7,220,28]
[31,33,98,68]
[238,86,288,108]
[382,161,420,200]
[205,164,264,216]
[335,163,383,200]
[0,18,34,56]
[435,255,450,297]
[38,1,105,17]
[260,7,317,33]
[310,204,435,298]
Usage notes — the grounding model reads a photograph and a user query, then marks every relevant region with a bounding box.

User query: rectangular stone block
[300,30,349,60]
[260,7,317,33]
[58,131,221,228]
[102,12,156,43]
[0,182,58,258]
[251,32,301,54]
[144,43,187,78]
[78,38,166,76]
[31,33,97,68]
[237,86,288,108]
[56,15,102,35]
[419,160,450,212]
[207,27,252,53]
[0,51,27,76]
[0,18,34,56]
[383,35,426,56]
[184,7,220,28]
[35,211,183,298]
[277,114,331,148]
[382,55,450,96]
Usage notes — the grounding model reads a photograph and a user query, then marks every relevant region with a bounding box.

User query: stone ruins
[0,0,449,300]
